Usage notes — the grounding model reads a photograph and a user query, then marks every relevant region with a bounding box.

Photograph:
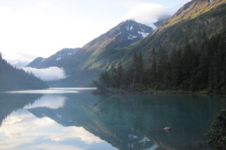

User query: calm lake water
[0,88,224,150]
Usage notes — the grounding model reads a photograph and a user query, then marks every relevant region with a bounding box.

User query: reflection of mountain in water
[0,93,42,125]
[27,93,222,150]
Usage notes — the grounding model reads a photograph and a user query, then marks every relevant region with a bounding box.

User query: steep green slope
[77,0,226,86]
[68,20,152,70]
[133,0,226,55]
[96,27,226,93]
[0,54,48,91]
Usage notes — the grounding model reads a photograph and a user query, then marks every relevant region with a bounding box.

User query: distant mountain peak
[27,48,81,68]
[83,19,153,51]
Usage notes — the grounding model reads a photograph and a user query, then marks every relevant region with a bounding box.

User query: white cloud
[23,67,66,81]
[121,3,168,23]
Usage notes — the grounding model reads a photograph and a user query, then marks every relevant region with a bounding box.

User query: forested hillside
[92,0,226,94]
[95,27,226,94]
[0,54,48,91]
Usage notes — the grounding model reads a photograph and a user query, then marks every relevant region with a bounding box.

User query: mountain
[94,0,226,93]
[26,57,45,68]
[153,14,171,27]
[27,48,81,68]
[134,0,226,54]
[27,20,153,86]
[0,54,48,91]
[28,0,226,87]
[82,20,153,51]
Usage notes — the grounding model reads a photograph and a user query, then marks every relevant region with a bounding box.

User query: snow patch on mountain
[126,24,135,31]
[56,57,61,61]
[41,58,45,62]
[128,34,138,40]
[138,31,149,38]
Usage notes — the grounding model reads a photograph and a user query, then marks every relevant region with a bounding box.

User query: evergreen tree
[180,40,196,89]
[116,60,124,89]
[95,27,226,93]
[157,47,170,88]
[170,48,182,88]
[150,49,157,86]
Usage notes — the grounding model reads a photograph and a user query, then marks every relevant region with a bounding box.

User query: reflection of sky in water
[5,87,96,94]
[24,95,66,109]
[0,90,218,150]
[0,93,116,150]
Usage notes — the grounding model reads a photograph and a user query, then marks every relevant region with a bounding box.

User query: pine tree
[157,47,170,88]
[116,60,124,89]
[170,48,182,88]
[150,49,157,85]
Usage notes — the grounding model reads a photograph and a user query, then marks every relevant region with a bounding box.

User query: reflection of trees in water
[10,92,222,150]
[93,94,222,150]
[0,94,42,125]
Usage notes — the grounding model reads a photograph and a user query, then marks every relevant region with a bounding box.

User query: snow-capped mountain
[27,20,153,86]
[122,20,152,40]
[27,48,81,68]
[83,19,153,51]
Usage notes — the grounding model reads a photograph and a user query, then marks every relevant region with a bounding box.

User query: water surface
[0,88,224,150]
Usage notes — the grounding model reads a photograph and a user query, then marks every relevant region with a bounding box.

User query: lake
[0,88,224,150]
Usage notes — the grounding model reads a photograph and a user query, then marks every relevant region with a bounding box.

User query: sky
[0,0,191,67]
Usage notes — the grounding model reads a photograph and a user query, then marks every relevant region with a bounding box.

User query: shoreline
[93,88,226,95]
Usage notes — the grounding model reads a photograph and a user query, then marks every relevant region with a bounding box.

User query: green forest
[0,54,48,91]
[95,28,226,94]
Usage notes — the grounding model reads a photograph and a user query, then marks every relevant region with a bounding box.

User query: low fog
[23,67,66,81]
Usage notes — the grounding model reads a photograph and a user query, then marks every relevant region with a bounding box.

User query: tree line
[0,56,48,91]
[95,28,226,94]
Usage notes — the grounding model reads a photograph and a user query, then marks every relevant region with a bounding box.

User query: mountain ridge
[0,54,48,91]
[27,48,81,68]
[27,0,226,87]
[27,20,153,86]
[83,20,153,52]
[129,0,226,57]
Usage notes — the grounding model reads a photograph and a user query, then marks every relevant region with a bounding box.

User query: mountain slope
[28,20,153,86]
[27,48,81,68]
[0,54,48,91]
[79,0,226,86]
[83,20,152,51]
[27,0,226,87]
[26,57,45,68]
[134,0,226,54]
